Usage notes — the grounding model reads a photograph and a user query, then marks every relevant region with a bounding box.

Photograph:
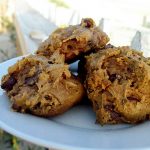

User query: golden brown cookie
[78,44,115,82]
[36,18,109,63]
[1,55,84,116]
[84,46,150,125]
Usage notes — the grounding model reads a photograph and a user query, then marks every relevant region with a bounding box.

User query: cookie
[84,46,150,124]
[1,55,84,116]
[36,18,109,63]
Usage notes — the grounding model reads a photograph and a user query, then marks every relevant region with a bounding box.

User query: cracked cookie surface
[1,55,84,116]
[36,18,109,63]
[84,46,150,124]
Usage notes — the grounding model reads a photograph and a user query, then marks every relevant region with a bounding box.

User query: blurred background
[0,0,150,149]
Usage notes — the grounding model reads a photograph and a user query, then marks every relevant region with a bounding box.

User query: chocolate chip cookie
[36,18,109,63]
[1,55,84,116]
[84,46,150,124]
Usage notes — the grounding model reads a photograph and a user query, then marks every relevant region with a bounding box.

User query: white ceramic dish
[0,56,150,150]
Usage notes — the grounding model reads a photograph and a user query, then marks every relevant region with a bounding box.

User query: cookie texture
[84,46,150,124]
[1,55,84,116]
[36,18,109,63]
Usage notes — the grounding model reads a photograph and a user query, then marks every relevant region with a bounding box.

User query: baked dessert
[36,18,109,63]
[84,46,150,125]
[78,44,115,81]
[1,55,84,116]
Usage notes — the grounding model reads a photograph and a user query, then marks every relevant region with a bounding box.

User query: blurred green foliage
[0,130,46,150]
[1,17,15,32]
[0,130,18,150]
[0,16,16,43]
[49,0,69,8]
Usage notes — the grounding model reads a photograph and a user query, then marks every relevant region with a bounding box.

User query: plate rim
[0,56,99,150]
[0,56,150,150]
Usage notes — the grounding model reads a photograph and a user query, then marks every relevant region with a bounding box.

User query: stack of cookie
[2,18,150,125]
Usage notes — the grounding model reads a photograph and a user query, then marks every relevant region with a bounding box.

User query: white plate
[0,57,150,150]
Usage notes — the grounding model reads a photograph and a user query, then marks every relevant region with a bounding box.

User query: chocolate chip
[87,88,94,93]
[105,44,114,49]
[1,76,17,91]
[25,77,36,86]
[110,111,122,121]
[44,95,52,101]
[70,38,77,42]
[48,61,54,64]
[25,108,32,113]
[108,74,116,82]
[62,72,67,79]
[101,89,105,93]
[67,45,73,50]
[25,73,39,86]
[83,19,93,28]
[146,114,150,120]
[34,102,41,109]
[11,92,17,97]
[127,96,140,102]
[88,41,92,47]
[130,81,135,87]
[127,67,133,73]
[104,103,122,121]
[12,103,21,112]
